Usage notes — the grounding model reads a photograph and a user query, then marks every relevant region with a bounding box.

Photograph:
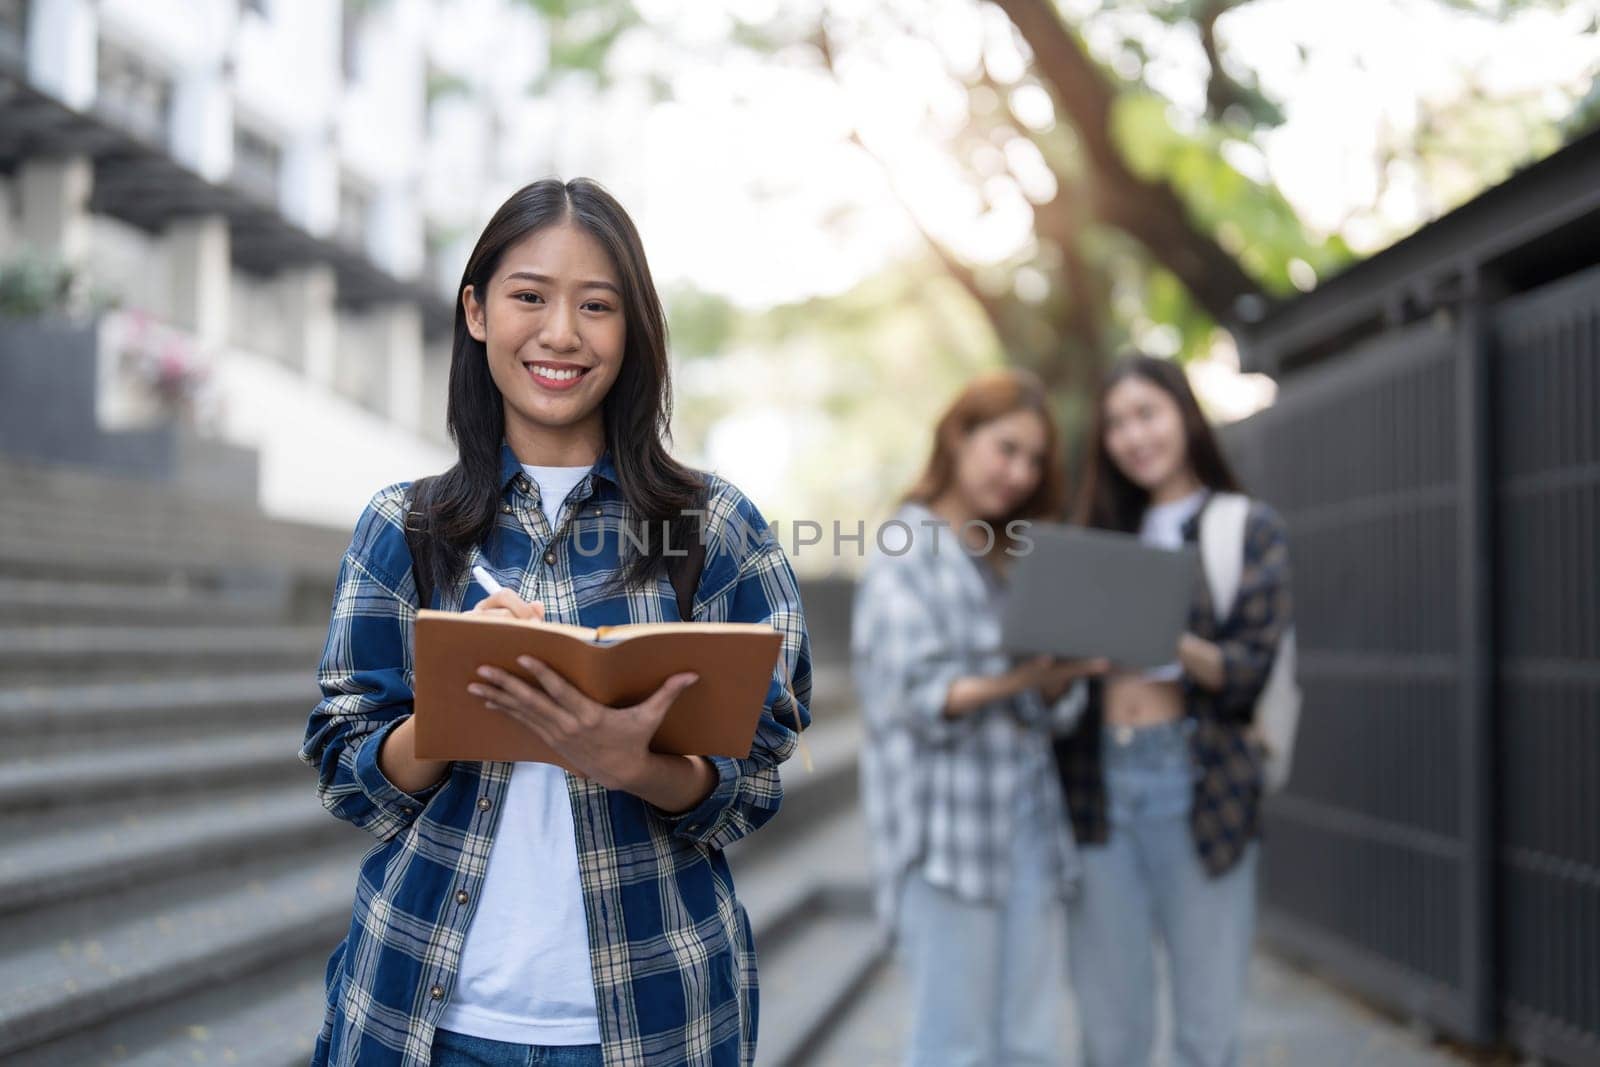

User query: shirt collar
[496,439,620,492]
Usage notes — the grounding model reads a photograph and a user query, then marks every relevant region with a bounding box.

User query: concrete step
[0,844,356,1062]
[0,671,317,742]
[0,713,854,911]
[0,575,287,626]
[0,714,869,1064]
[3,833,885,1067]
[726,739,884,1067]
[0,623,326,684]
[735,712,862,862]
[0,532,333,588]
[0,453,252,508]
[730,787,871,947]
[0,780,350,915]
[806,662,857,721]
[0,492,341,551]
[2,944,327,1067]
[0,724,305,811]
[724,713,862,906]
[730,800,883,1067]
[0,520,342,575]
[6,715,308,761]
[0,463,349,557]
[754,894,885,1067]
[800,942,908,1065]
[0,841,357,1057]
[0,545,336,624]
[0,470,333,529]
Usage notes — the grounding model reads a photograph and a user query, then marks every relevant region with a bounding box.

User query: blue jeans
[895,780,1067,1066]
[1066,719,1257,1067]
[428,1027,603,1067]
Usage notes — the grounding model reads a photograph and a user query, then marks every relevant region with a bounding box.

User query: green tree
[517,0,1595,386]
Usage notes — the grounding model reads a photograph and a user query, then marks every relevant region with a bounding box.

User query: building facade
[0,0,559,525]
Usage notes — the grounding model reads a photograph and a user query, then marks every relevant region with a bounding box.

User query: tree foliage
[513,0,1594,383]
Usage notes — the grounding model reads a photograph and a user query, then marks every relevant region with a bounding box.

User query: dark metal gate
[1491,264,1600,1065]
[1224,319,1492,1040]
[1220,127,1600,1063]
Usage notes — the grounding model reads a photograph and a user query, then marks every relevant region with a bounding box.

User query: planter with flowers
[0,253,248,497]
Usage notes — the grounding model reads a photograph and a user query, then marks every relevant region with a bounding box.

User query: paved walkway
[809,936,1466,1066]
[798,807,1465,1067]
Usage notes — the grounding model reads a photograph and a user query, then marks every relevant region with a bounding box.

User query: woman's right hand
[1013,654,1110,700]
[471,588,546,621]
[378,588,546,793]
[942,655,1109,719]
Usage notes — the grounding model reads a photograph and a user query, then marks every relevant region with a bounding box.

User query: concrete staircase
[0,455,877,1066]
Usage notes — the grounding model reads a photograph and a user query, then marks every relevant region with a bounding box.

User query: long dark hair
[407,177,704,604]
[1073,352,1243,532]
[902,368,1066,557]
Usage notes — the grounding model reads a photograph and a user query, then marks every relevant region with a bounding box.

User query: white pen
[471,565,504,597]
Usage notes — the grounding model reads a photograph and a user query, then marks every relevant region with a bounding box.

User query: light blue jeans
[1066,718,1257,1067]
[895,782,1067,1067]
[428,1027,602,1066]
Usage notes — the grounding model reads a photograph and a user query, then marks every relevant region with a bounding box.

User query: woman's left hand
[468,656,700,793]
[1177,633,1225,691]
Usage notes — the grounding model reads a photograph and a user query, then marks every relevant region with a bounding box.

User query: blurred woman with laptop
[851,369,1107,1067]
[1054,353,1293,1067]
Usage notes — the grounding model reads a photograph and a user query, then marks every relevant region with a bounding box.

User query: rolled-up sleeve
[647,502,812,851]
[1214,506,1293,720]
[298,488,450,843]
[851,558,980,745]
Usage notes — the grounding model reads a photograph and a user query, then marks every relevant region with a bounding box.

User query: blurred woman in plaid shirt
[851,370,1108,1067]
[1055,353,1293,1067]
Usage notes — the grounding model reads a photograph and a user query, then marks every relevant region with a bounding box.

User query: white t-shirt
[435,462,601,1045]
[1138,487,1207,682]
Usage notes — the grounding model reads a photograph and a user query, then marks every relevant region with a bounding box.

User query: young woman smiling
[1055,353,1293,1067]
[299,178,812,1067]
[852,370,1108,1067]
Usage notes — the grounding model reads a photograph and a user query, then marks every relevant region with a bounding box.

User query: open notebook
[411,609,787,771]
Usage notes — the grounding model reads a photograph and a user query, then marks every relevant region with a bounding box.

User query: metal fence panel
[1222,261,1600,1061]
[1222,318,1489,1036]
[1491,262,1600,1065]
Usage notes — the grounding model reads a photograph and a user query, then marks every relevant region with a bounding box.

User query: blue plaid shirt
[298,441,812,1066]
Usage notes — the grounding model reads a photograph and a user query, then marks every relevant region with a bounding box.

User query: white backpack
[1199,493,1300,793]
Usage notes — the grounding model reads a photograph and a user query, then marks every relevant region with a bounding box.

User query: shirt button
[544,551,556,566]
[456,889,470,904]
[591,506,602,516]
[430,984,444,1000]
[501,503,512,514]
[478,796,492,811]
[400,806,415,816]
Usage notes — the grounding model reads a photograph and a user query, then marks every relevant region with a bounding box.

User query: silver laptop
[1000,522,1198,669]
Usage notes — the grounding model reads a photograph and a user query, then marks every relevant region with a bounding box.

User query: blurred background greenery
[489,0,1598,570]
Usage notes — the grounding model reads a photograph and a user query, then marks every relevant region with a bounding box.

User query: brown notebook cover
[411,609,786,770]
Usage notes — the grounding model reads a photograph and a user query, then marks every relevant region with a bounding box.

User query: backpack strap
[1199,492,1250,623]
[403,487,433,611]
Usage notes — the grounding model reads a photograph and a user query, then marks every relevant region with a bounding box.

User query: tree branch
[990,0,1267,326]
[815,21,1033,359]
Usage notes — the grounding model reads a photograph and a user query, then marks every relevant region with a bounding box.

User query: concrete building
[0,0,558,527]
